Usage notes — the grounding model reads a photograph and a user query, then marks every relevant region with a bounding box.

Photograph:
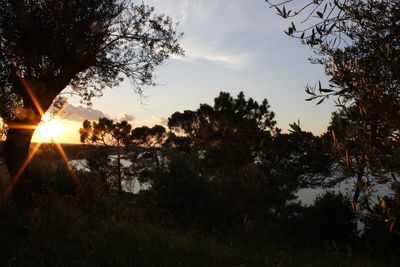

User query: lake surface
[70,158,149,194]
[70,158,392,206]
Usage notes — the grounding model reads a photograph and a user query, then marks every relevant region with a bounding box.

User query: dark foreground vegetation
[0,146,398,266]
[1,91,400,266]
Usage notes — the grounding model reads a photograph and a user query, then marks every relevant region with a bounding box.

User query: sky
[32,0,337,144]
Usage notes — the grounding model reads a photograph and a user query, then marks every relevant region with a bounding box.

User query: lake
[70,158,392,206]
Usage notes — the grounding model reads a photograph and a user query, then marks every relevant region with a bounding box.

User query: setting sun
[32,114,64,142]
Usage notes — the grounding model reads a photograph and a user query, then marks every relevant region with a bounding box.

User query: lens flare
[33,114,64,142]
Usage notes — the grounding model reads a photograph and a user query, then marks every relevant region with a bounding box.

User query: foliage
[150,152,215,226]
[83,146,114,186]
[131,125,168,148]
[0,0,183,212]
[261,121,332,188]
[299,192,358,243]
[80,117,133,193]
[168,91,279,176]
[0,0,184,118]
[155,92,333,231]
[165,92,294,228]
[80,118,132,146]
[130,124,168,171]
[0,157,398,266]
[268,0,400,222]
[362,210,400,251]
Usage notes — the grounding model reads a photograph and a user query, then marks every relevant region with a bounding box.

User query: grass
[0,193,395,267]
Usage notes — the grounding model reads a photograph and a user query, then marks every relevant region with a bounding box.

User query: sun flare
[33,114,64,142]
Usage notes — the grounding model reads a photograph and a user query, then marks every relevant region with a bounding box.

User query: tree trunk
[117,141,122,194]
[352,171,364,213]
[4,114,41,213]
[3,79,60,214]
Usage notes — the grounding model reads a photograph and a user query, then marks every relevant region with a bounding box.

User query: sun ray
[3,62,85,200]
[7,123,37,130]
[52,104,87,198]
[5,142,43,198]
[2,56,84,202]
[34,115,64,142]
[19,77,45,116]
[54,142,84,193]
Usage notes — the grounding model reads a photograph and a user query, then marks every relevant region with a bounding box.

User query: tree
[168,91,279,178]
[131,125,168,170]
[166,92,296,227]
[267,0,400,223]
[297,192,358,243]
[0,0,183,209]
[261,121,332,189]
[80,118,132,193]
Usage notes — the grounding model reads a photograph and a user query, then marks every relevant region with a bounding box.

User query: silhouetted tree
[298,192,358,243]
[80,118,132,193]
[0,0,183,210]
[268,0,400,223]
[84,146,114,186]
[165,92,307,228]
[261,122,332,189]
[131,125,168,170]
[168,91,279,178]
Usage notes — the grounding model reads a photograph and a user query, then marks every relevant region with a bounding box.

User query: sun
[33,114,64,142]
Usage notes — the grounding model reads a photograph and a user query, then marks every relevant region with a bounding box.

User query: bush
[151,153,216,226]
[296,192,358,243]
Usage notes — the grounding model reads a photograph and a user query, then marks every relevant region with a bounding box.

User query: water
[297,173,392,206]
[70,158,393,205]
[70,157,149,194]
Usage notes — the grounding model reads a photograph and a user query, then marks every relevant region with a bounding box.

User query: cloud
[118,113,135,122]
[157,116,168,126]
[143,0,267,70]
[133,116,168,128]
[59,104,109,122]
[183,42,252,69]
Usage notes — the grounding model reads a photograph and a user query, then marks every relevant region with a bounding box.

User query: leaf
[316,11,323,18]
[316,98,325,105]
[379,197,387,209]
[327,24,335,34]
[319,88,335,93]
[351,201,358,212]
[305,96,317,101]
[275,7,282,16]
[390,221,396,232]
[345,150,350,166]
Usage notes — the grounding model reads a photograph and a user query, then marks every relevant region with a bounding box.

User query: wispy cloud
[183,41,252,69]
[59,104,109,122]
[117,113,135,122]
[144,0,269,69]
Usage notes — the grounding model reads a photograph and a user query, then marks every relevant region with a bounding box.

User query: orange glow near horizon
[5,115,83,199]
[32,114,65,143]
[31,114,82,144]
